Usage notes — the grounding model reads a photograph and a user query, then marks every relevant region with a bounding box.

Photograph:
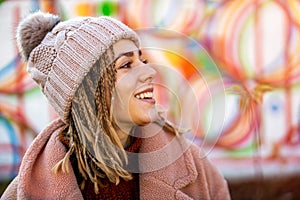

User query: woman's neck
[117,129,130,147]
[116,125,138,148]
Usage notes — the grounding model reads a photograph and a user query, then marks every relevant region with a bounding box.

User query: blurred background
[1,0,300,199]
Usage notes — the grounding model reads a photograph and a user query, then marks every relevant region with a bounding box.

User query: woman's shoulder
[8,119,82,199]
[139,124,231,199]
[34,118,66,144]
[20,118,67,170]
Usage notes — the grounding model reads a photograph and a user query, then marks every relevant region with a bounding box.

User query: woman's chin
[135,108,159,126]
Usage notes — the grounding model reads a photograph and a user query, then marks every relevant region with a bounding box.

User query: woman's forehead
[113,39,139,60]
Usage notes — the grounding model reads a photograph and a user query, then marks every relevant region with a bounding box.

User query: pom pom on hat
[16,11,60,61]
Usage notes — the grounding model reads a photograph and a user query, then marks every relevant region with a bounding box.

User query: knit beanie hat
[16,11,140,123]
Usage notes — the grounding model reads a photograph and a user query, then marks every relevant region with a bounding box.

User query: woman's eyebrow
[113,50,142,63]
[114,51,134,62]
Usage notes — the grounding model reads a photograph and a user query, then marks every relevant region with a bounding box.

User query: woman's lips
[134,88,156,104]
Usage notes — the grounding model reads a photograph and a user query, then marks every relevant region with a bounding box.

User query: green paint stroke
[226,141,257,158]
[0,0,4,6]
[197,51,218,73]
[96,1,118,16]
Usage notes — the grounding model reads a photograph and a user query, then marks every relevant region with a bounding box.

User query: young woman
[1,11,230,199]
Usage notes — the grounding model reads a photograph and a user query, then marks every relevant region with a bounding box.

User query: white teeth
[135,92,153,99]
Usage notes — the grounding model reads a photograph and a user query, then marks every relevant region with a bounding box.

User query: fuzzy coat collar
[1,119,229,199]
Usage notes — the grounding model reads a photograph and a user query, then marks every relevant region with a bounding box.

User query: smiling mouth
[134,88,155,104]
[135,91,153,99]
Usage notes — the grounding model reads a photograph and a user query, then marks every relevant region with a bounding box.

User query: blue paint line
[30,0,40,12]
[0,55,20,80]
[0,115,21,177]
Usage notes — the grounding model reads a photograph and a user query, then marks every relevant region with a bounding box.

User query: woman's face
[112,40,158,133]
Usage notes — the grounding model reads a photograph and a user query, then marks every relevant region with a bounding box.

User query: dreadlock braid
[52,46,187,194]
[53,47,131,194]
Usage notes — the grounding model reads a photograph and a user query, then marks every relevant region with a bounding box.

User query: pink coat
[1,119,230,199]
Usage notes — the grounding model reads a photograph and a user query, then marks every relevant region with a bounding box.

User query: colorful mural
[1,0,300,184]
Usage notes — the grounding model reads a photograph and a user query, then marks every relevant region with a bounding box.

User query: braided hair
[52,46,183,194]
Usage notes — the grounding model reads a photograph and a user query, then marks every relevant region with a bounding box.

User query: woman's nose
[139,64,157,83]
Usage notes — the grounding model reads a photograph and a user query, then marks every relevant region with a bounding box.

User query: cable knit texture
[16,12,139,123]
[1,120,230,199]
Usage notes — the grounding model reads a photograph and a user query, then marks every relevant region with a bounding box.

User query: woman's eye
[141,58,148,64]
[118,62,132,69]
